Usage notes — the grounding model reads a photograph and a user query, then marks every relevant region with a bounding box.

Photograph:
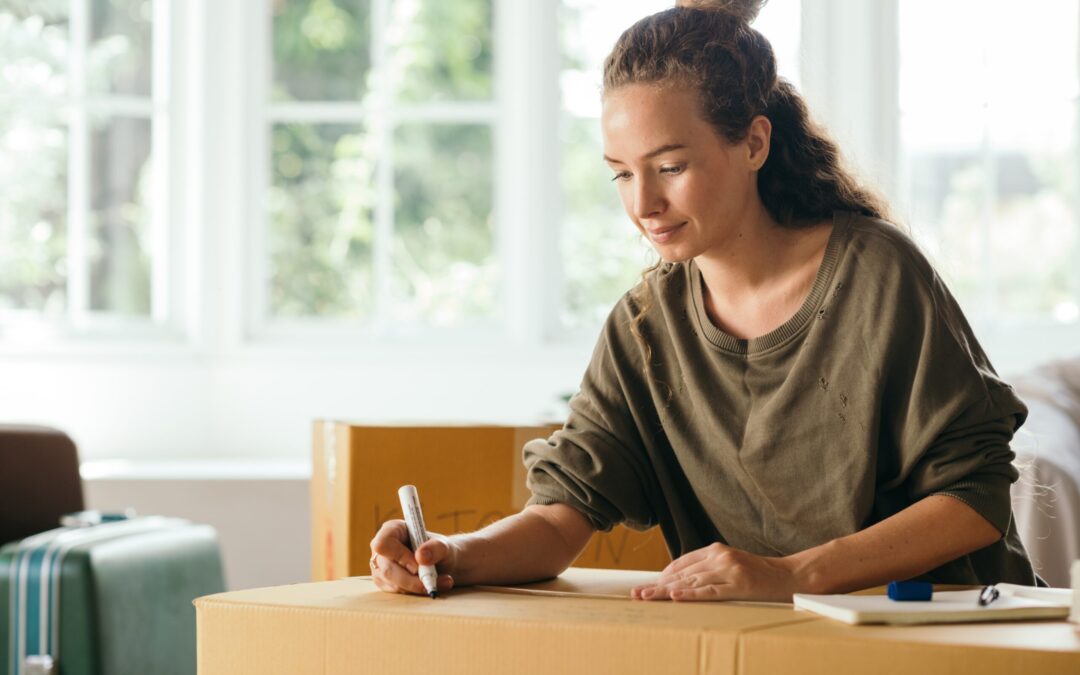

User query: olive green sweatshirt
[525,212,1037,585]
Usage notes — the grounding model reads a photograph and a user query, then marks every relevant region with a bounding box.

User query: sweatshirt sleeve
[902,387,1025,534]
[523,302,660,533]
[879,244,1028,535]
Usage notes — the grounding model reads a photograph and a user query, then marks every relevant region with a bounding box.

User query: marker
[398,485,438,598]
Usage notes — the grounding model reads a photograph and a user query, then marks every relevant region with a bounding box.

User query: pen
[398,485,439,598]
[977,584,999,607]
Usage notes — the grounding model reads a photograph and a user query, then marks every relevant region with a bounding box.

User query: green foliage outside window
[1,0,153,317]
[268,0,495,324]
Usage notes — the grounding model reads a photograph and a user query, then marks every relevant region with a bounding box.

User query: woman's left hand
[631,542,799,602]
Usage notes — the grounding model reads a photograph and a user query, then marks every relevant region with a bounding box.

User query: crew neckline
[689,211,851,356]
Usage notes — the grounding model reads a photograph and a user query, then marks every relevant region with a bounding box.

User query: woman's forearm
[787,494,1001,594]
[450,503,595,586]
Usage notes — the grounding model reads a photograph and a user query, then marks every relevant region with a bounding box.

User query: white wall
[83,462,310,591]
[4,323,1075,462]
[0,344,585,460]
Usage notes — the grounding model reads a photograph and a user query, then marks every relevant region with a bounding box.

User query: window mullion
[151,0,172,326]
[800,0,899,202]
[371,0,393,333]
[67,0,90,326]
[267,102,370,123]
[246,0,271,344]
[173,0,202,344]
[1074,10,1080,312]
[979,96,998,320]
[265,102,496,125]
[972,17,996,324]
[494,0,561,345]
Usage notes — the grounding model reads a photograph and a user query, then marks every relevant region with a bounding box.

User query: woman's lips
[647,221,686,244]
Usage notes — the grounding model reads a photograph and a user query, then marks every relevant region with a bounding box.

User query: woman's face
[601,83,768,263]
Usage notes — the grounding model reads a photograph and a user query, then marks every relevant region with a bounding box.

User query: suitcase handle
[58,509,136,528]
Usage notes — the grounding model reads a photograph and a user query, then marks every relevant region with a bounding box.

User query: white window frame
[2,0,1076,375]
[239,0,562,349]
[0,0,188,349]
[800,0,1080,367]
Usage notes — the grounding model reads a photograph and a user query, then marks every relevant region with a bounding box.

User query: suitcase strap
[7,517,178,675]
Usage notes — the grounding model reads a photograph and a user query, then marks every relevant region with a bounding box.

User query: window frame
[1,0,1076,371]
[242,0,539,346]
[0,0,188,347]
[800,0,1080,363]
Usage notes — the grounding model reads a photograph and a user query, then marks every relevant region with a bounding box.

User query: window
[257,0,803,340]
[0,0,168,337]
[898,0,1080,324]
[0,1,804,346]
[259,0,496,332]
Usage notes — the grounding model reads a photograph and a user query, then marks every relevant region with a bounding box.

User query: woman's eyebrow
[603,143,687,164]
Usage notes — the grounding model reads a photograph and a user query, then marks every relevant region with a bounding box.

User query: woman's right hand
[369,519,458,595]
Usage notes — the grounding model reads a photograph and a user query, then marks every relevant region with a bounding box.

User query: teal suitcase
[1,517,225,675]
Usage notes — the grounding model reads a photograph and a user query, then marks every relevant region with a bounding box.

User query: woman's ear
[746,115,772,171]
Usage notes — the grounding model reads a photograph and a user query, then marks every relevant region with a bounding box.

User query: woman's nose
[632,177,666,219]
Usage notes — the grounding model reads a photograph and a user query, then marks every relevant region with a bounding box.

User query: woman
[370,0,1038,602]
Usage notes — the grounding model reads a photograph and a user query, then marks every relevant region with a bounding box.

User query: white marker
[397,484,438,598]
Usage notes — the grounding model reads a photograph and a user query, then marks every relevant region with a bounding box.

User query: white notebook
[793,584,1073,625]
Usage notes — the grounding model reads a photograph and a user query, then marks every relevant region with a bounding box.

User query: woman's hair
[603,0,892,363]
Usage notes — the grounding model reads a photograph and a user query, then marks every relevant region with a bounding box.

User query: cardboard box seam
[736,616,818,634]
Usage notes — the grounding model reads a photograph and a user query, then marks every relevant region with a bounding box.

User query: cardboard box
[195,569,798,675]
[195,569,1080,675]
[740,613,1080,675]
[311,421,670,581]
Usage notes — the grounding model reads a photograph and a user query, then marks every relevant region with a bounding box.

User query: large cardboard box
[195,569,1080,675]
[739,615,1080,675]
[311,421,670,581]
[195,569,798,675]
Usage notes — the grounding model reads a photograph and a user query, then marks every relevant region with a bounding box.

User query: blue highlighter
[887,580,933,601]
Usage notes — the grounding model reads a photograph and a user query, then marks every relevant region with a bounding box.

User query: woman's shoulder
[845,212,921,256]
[840,211,940,292]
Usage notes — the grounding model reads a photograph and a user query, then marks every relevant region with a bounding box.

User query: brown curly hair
[603,1,892,359]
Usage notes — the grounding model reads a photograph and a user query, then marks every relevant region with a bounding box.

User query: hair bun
[675,0,765,23]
